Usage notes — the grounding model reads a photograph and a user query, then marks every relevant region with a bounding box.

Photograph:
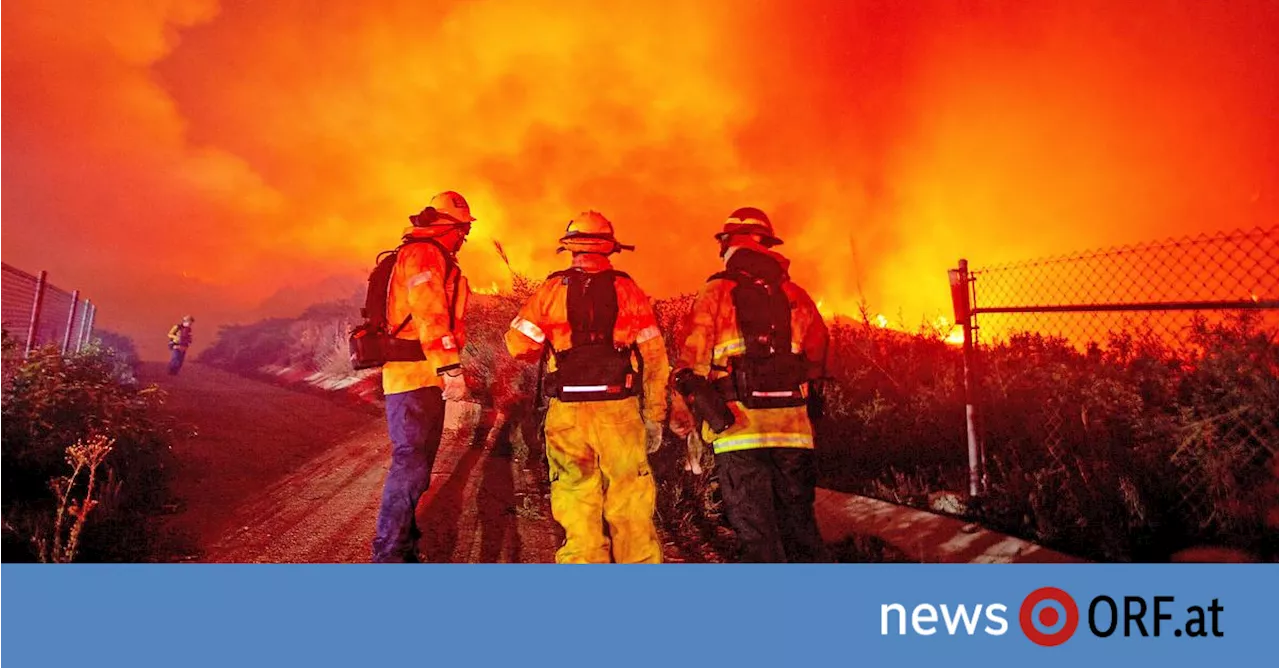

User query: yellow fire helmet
[557,210,635,255]
[716,207,783,246]
[409,190,476,227]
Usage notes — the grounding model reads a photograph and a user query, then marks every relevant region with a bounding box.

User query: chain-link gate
[949,228,1278,557]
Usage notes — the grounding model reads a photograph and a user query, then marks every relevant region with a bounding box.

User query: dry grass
[38,436,115,563]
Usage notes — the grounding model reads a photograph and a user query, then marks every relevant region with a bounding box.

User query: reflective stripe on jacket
[671,269,828,454]
[382,228,470,395]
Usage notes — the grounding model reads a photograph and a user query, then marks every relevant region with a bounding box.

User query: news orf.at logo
[1020,587,1080,646]
[880,587,1224,645]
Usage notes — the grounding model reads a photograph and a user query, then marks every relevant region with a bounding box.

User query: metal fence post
[62,289,80,354]
[87,304,96,344]
[24,270,48,357]
[950,259,986,498]
[77,300,94,351]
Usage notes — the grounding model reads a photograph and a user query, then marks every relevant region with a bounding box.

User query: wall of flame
[3,1,1275,357]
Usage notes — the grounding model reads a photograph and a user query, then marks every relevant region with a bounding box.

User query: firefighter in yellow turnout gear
[670,207,829,562]
[506,212,669,563]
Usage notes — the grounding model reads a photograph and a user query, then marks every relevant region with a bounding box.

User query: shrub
[817,310,1278,562]
[91,329,142,374]
[462,274,541,411]
[198,317,300,370]
[2,343,175,561]
[816,317,969,503]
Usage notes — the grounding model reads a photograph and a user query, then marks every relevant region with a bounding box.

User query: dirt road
[147,363,559,563]
[143,362,1069,564]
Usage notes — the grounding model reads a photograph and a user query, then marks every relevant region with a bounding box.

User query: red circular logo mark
[1020,587,1079,647]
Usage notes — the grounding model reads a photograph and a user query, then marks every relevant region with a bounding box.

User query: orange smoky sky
[3,1,1276,359]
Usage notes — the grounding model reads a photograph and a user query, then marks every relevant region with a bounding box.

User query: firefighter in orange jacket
[166,315,195,376]
[670,207,829,562]
[373,190,473,563]
[505,211,669,563]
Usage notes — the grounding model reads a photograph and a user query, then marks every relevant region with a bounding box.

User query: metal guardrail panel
[1,264,39,334]
[1,262,97,354]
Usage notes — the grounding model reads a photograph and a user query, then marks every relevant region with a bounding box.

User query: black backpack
[709,249,809,409]
[349,237,456,370]
[540,268,640,403]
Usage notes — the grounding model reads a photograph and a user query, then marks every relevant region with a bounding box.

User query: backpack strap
[568,270,620,349]
[541,267,641,403]
[389,313,414,337]
[707,269,792,358]
[545,268,632,347]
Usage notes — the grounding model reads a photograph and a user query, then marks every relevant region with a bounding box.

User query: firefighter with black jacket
[670,207,829,562]
[505,211,669,563]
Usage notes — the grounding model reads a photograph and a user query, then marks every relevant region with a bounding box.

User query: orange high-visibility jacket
[671,266,828,454]
[167,324,193,350]
[505,270,669,425]
[382,227,470,395]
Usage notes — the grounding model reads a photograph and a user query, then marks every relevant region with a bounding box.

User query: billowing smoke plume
[4,0,1275,356]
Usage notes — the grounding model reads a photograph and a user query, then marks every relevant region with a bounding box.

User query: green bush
[2,342,175,561]
[91,329,142,374]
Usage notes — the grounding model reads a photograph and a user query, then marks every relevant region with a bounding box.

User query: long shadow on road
[149,363,559,563]
[145,362,383,561]
[416,408,558,564]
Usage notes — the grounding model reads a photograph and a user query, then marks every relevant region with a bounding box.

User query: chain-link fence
[948,228,1278,558]
[1,263,97,355]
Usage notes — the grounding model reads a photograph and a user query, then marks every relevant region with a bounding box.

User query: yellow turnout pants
[543,397,661,564]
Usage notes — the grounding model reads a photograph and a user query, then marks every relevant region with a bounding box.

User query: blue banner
[3,565,1276,667]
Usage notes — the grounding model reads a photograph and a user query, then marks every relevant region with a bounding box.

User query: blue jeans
[168,347,187,375]
[372,387,446,563]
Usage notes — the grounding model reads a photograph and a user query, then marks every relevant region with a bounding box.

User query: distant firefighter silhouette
[167,315,195,375]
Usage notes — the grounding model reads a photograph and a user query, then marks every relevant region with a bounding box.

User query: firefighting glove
[669,398,695,439]
[685,432,706,476]
[644,419,663,454]
[442,369,467,402]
